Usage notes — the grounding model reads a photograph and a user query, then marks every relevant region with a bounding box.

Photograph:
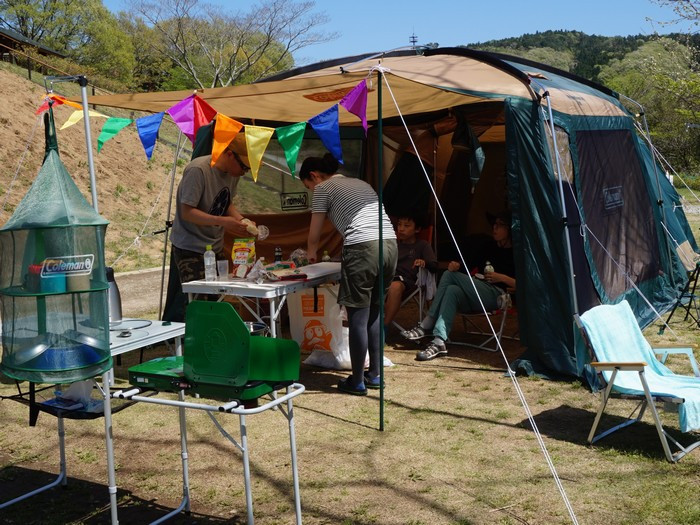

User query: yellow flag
[245,125,275,182]
[210,114,243,166]
[59,109,107,130]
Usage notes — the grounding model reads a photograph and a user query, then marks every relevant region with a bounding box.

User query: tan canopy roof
[83,52,626,122]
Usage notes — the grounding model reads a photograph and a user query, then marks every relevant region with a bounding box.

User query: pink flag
[167,95,196,143]
[339,80,368,134]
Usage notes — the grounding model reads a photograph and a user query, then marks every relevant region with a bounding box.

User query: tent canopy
[78,48,693,380]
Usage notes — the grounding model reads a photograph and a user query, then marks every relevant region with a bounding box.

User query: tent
[83,47,694,379]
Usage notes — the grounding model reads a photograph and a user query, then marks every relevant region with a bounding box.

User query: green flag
[97,117,133,152]
[276,122,306,177]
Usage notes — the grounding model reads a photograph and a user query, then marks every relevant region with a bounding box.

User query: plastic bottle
[204,245,217,281]
[484,260,494,274]
[321,250,331,262]
[274,246,283,262]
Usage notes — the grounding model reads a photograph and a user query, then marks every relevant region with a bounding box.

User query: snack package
[232,237,256,277]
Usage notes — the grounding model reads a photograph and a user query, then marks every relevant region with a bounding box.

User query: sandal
[416,341,448,361]
[363,372,383,389]
[337,376,367,396]
[401,325,430,341]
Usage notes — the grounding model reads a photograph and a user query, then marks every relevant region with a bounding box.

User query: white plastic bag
[288,284,349,369]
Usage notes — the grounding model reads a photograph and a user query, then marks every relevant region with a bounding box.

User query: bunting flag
[167,94,217,144]
[51,94,83,111]
[59,109,108,130]
[97,117,133,152]
[211,114,243,166]
[245,125,275,182]
[136,112,164,160]
[308,105,343,164]
[276,122,307,177]
[339,80,368,134]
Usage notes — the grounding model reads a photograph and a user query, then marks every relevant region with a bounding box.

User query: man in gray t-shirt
[164,132,254,321]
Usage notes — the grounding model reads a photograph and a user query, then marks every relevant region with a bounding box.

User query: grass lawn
[2,295,700,524]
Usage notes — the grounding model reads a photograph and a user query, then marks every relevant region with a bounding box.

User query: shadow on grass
[523,404,699,461]
[0,465,231,524]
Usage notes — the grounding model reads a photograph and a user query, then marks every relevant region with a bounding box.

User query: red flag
[193,95,217,142]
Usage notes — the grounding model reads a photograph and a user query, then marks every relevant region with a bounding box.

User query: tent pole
[78,76,99,212]
[542,91,579,315]
[158,130,184,320]
[377,70,385,432]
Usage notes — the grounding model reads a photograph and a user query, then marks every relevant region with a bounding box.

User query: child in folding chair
[384,214,438,333]
[401,210,516,361]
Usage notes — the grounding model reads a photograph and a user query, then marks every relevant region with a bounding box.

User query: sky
[104,0,688,65]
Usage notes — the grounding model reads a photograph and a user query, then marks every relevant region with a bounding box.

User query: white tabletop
[109,319,185,357]
[181,262,341,299]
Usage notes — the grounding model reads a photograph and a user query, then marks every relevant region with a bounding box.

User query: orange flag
[211,114,244,166]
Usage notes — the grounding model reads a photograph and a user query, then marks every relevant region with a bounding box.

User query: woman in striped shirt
[300,153,398,395]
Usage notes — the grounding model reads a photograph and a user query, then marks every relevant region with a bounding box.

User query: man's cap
[227,133,250,168]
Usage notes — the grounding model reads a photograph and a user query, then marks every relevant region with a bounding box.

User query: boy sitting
[384,215,438,331]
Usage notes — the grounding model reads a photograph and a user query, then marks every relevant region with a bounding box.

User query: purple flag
[340,80,368,134]
[167,94,196,144]
[136,112,165,160]
[308,105,343,164]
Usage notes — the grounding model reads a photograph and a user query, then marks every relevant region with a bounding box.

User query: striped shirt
[311,174,397,245]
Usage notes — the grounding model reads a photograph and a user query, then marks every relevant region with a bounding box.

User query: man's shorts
[338,239,398,308]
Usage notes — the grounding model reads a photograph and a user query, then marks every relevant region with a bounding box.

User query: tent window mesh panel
[576,129,660,301]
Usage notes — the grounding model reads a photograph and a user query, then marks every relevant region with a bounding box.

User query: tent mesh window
[0,110,111,384]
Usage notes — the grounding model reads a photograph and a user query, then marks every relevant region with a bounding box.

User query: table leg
[269,298,278,338]
[103,371,119,525]
[239,413,255,524]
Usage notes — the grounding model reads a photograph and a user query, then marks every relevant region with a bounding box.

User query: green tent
[84,48,694,379]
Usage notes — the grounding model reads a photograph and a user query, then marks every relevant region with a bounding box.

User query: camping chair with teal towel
[122,300,304,524]
[576,300,700,463]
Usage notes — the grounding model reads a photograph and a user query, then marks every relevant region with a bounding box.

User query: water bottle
[321,250,331,262]
[204,245,217,282]
[484,260,494,274]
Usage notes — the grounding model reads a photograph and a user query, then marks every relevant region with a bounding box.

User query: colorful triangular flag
[59,109,107,130]
[136,112,164,160]
[97,117,133,152]
[276,122,307,177]
[308,105,343,164]
[245,125,275,182]
[340,80,368,134]
[211,114,244,166]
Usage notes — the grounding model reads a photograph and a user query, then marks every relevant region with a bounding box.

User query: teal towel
[580,300,700,432]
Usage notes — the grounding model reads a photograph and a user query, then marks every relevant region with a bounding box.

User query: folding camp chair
[450,291,515,352]
[576,300,700,463]
[390,225,436,333]
[662,261,700,330]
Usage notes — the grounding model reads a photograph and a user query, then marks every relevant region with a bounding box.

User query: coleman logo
[280,192,308,211]
[603,186,623,211]
[41,255,94,276]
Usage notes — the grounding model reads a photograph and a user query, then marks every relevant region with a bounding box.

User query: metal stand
[111,383,305,524]
[0,417,67,509]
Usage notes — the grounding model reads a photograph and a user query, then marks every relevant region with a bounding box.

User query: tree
[652,0,700,29]
[0,0,135,85]
[127,0,336,89]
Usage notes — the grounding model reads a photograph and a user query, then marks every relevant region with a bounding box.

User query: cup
[256,225,269,241]
[216,260,229,279]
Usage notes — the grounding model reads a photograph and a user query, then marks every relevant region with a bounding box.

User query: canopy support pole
[159,130,184,320]
[78,76,99,212]
[377,70,385,432]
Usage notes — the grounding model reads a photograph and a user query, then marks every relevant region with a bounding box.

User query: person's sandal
[363,372,383,389]
[400,325,430,341]
[416,341,448,361]
[337,376,367,396]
